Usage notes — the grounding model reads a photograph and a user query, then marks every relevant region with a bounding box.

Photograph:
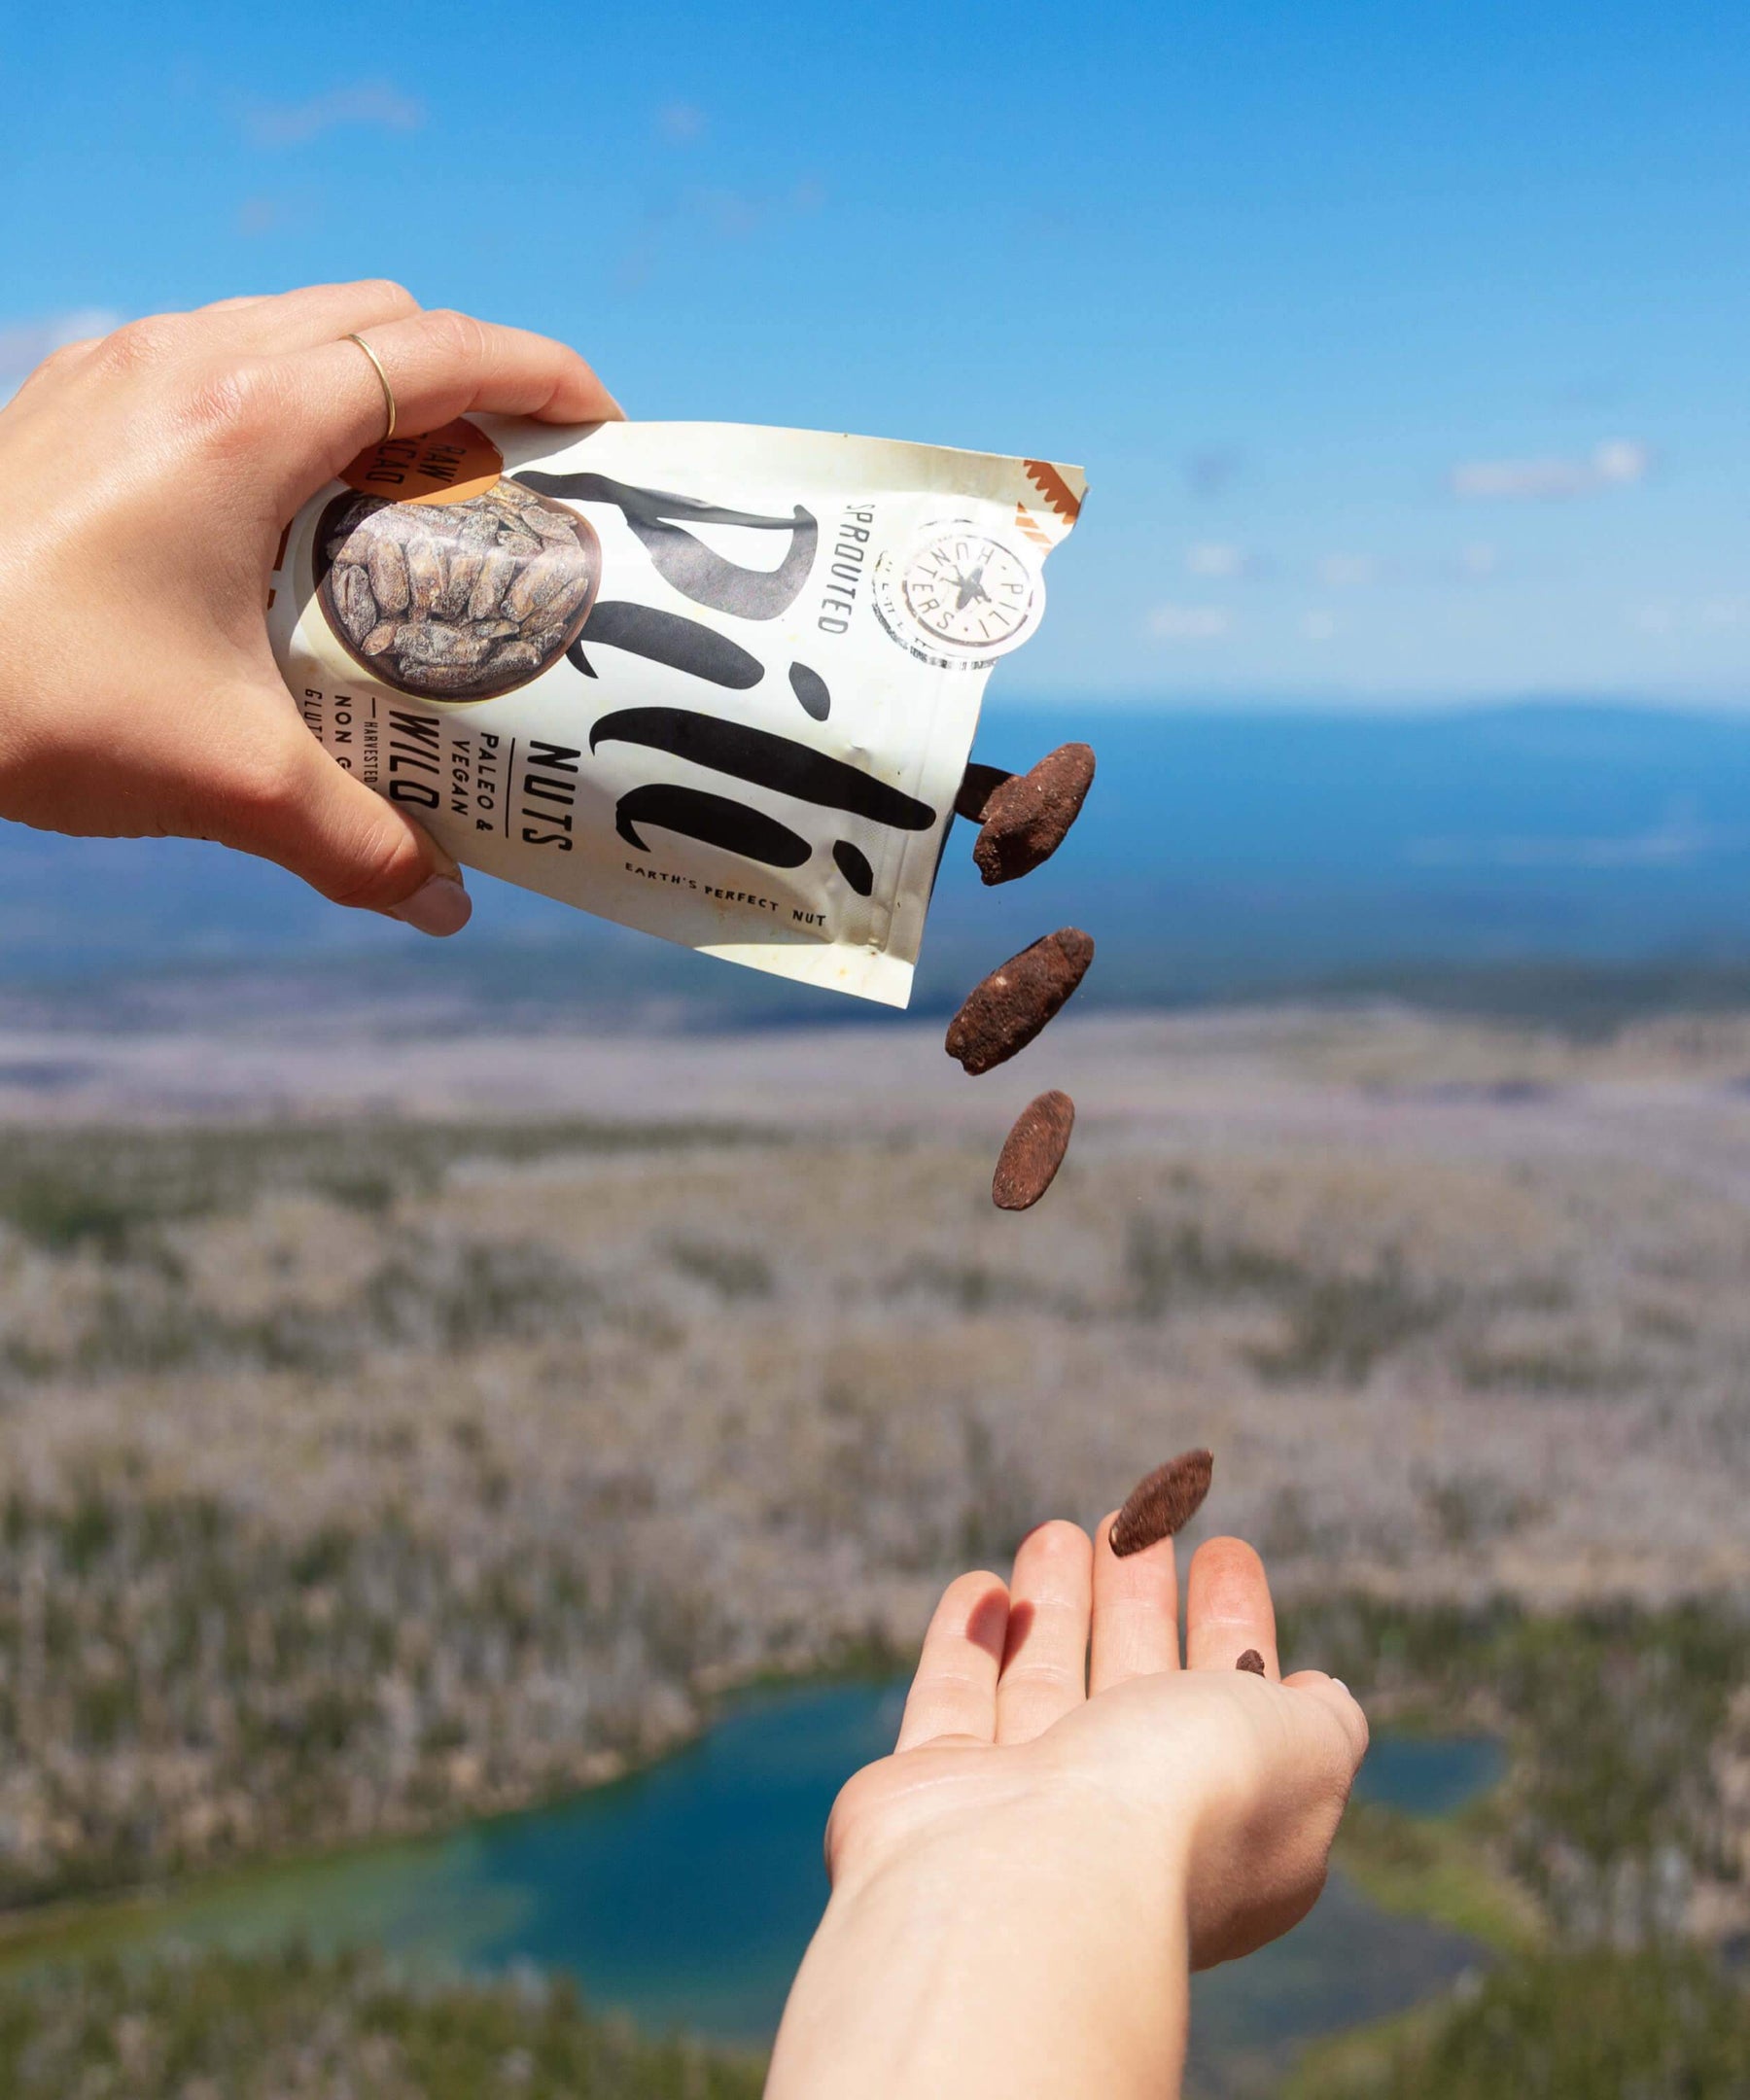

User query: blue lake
[36,1676,1502,2071]
[1352,1732,1505,1818]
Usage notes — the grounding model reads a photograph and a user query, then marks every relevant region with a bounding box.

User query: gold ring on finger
[344,332,397,444]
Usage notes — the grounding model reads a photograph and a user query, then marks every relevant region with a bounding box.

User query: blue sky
[4,0,1746,705]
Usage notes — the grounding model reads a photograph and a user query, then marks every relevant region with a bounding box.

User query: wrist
[833,1777,1190,1917]
[770,1792,1191,2100]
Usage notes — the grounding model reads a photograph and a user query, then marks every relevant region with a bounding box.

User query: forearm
[767,1802,1190,2100]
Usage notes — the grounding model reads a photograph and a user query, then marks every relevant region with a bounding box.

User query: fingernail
[1330,1679,1349,1695]
[389,875,472,937]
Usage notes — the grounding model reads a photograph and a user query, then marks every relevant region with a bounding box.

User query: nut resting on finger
[971,742,1096,885]
[1235,1649,1267,1676]
[1108,1450,1214,1558]
[992,1089,1075,1210]
[945,928,1095,1075]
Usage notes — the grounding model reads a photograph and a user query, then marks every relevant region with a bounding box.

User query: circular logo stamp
[872,521,1043,669]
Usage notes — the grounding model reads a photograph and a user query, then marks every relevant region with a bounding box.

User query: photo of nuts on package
[317,480,602,702]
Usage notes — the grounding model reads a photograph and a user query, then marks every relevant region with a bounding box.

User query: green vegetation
[1122,1216,1307,1318]
[1122,1216,1501,1387]
[1248,1264,1448,1384]
[1282,1596,1748,1939]
[0,1118,777,1257]
[5,1228,603,1382]
[0,1483,752,1908]
[665,1238,774,1301]
[0,1945,763,2099]
[0,1104,1745,2090]
[0,1119,784,1384]
[1334,1802,1542,1955]
[1287,1947,1750,2099]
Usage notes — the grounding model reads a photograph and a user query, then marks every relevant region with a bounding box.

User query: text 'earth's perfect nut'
[945,928,1095,1075]
[992,1089,1075,1210]
[1108,1450,1214,1558]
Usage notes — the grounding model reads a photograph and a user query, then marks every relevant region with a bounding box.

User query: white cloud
[236,197,284,237]
[0,308,122,400]
[1317,552,1376,589]
[1451,438,1651,502]
[685,180,825,240]
[244,82,424,148]
[1626,597,1747,636]
[1185,542,1248,578]
[1183,447,1242,500]
[695,189,764,239]
[618,177,826,289]
[1148,604,1232,641]
[1409,803,1735,869]
[658,101,707,142]
[1592,438,1650,485]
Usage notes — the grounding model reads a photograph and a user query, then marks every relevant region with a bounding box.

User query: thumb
[208,715,472,935]
[1282,1670,1370,1776]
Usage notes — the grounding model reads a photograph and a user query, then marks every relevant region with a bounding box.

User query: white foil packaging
[269,417,1084,1005]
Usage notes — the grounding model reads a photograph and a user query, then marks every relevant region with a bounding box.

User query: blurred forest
[1,1007,1748,2091]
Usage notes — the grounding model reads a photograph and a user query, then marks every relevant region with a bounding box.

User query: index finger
[1089,1506,1179,1694]
[894,1570,1009,1751]
[195,278,423,354]
[275,308,622,499]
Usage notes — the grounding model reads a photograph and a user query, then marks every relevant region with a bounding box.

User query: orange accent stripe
[1014,502,1054,548]
[1023,460,1082,523]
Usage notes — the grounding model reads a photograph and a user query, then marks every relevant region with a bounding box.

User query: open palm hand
[827,1518,1367,1971]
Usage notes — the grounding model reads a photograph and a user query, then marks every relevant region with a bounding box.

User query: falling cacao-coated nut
[1108,1450,1213,1558]
[992,1089,1075,1210]
[945,928,1094,1076]
[956,761,1016,823]
[973,742,1096,885]
[1236,1649,1267,1675]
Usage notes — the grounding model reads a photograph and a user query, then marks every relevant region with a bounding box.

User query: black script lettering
[615,783,813,867]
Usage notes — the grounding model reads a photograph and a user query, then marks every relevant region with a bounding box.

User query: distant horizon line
[986,689,1750,717]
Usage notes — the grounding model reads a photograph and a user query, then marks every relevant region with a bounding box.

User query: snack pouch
[269,417,1084,1005]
